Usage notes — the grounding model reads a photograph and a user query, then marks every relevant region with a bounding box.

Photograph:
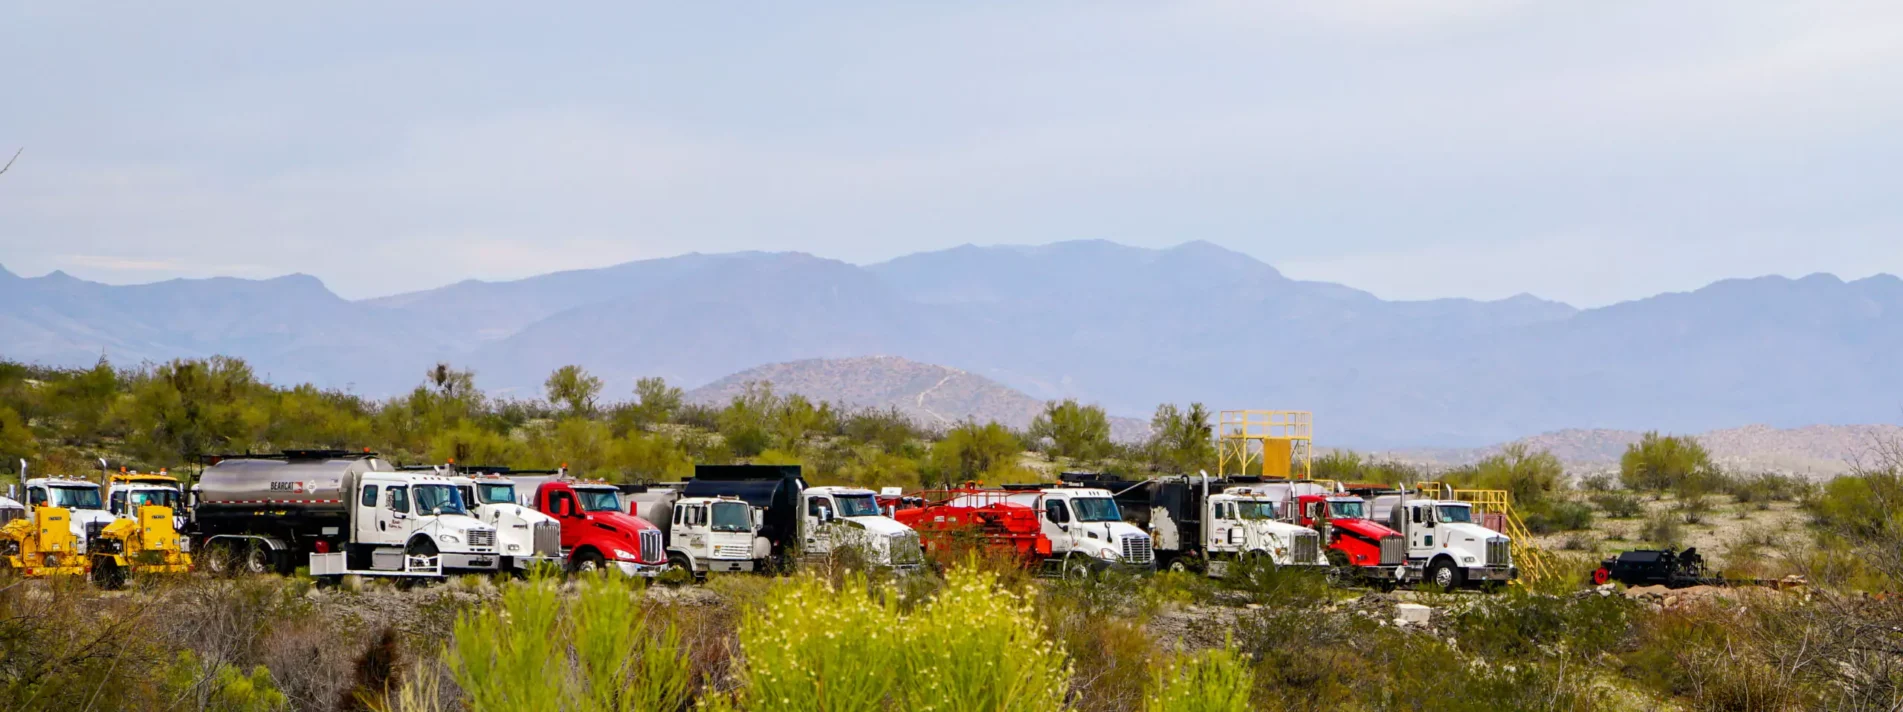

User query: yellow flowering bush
[1144,640,1254,712]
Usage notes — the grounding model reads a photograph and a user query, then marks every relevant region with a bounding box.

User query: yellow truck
[91,471,193,587]
[1,463,92,578]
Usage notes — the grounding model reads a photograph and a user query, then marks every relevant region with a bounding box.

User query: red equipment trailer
[890,484,1050,565]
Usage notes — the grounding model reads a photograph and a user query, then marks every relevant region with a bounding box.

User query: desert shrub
[720,567,1067,712]
[1726,472,1811,505]
[1146,640,1254,712]
[1591,491,1644,519]
[1144,570,1218,609]
[1561,533,1598,551]
[163,651,290,712]
[445,575,692,712]
[1624,602,1827,711]
[1525,500,1594,533]
[1442,444,1566,506]
[1578,473,1617,491]
[1621,432,1718,494]
[1220,555,1332,605]
[1447,590,1631,661]
[1678,494,1713,525]
[1640,510,1685,549]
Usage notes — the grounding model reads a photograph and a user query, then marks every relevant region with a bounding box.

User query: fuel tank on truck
[195,451,394,518]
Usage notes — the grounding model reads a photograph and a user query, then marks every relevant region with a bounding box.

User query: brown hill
[1382,424,1903,478]
[685,356,1152,441]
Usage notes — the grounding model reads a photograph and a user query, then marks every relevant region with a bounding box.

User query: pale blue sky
[3,1,1901,306]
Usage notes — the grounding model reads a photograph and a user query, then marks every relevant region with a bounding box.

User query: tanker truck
[189,450,499,579]
[625,484,768,577]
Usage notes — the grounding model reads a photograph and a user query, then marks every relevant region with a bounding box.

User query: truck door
[1040,498,1074,553]
[354,482,382,544]
[1408,505,1433,554]
[546,489,583,549]
[1208,501,1234,550]
[379,484,412,546]
[803,495,834,554]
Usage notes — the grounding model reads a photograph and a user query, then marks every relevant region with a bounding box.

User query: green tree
[630,376,683,426]
[717,381,778,458]
[0,405,38,463]
[1620,432,1717,493]
[773,393,823,453]
[1147,402,1214,473]
[44,358,120,444]
[123,357,268,462]
[544,365,604,416]
[1452,443,1565,505]
[425,362,477,399]
[1029,398,1110,461]
[925,420,1023,488]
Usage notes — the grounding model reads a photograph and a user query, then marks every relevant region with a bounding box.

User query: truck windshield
[1437,505,1474,523]
[49,487,103,510]
[1070,497,1121,522]
[711,502,752,532]
[576,488,621,512]
[413,485,467,515]
[128,490,179,510]
[1327,500,1366,519]
[477,483,516,505]
[833,494,881,518]
[1235,501,1279,520]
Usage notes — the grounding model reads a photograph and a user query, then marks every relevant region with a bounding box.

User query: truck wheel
[91,557,126,590]
[242,544,273,575]
[1062,556,1095,581]
[1427,559,1464,591]
[1591,567,1611,586]
[570,549,605,575]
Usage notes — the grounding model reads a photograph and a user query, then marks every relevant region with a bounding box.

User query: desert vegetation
[1,357,1900,710]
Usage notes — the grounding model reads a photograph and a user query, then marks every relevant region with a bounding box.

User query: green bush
[1591,491,1644,519]
[1620,432,1718,493]
[1146,640,1254,712]
[1639,511,1685,549]
[1524,500,1594,533]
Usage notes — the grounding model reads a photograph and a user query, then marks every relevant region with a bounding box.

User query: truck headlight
[507,544,522,552]
[1462,556,1476,564]
[614,549,636,560]
[441,534,462,544]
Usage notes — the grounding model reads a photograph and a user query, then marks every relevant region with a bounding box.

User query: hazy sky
[4,1,1902,306]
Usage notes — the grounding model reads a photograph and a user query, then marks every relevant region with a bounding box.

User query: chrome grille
[1487,538,1511,567]
[640,529,663,564]
[532,522,562,557]
[1379,535,1405,566]
[1293,531,1320,564]
[714,543,751,559]
[1120,535,1154,565]
[468,529,495,548]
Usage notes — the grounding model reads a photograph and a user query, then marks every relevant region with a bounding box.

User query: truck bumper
[506,554,566,570]
[702,558,754,573]
[612,561,666,577]
[440,552,502,570]
[1467,565,1517,582]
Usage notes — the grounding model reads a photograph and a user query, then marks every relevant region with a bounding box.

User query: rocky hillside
[685,356,1152,441]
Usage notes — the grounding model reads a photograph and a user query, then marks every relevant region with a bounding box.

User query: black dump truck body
[683,465,805,548]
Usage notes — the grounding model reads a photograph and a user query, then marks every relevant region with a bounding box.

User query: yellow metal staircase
[1414,483,1555,584]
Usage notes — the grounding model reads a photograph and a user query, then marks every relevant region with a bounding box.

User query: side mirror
[431,506,444,515]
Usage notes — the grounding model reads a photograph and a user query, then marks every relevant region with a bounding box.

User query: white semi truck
[1371,494,1517,589]
[440,468,565,571]
[1057,472,1324,576]
[625,484,768,577]
[681,465,924,571]
[190,450,500,579]
[992,484,1156,577]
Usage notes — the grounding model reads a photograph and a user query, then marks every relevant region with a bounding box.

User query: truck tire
[91,557,126,590]
[1427,559,1464,591]
[242,544,273,575]
[1061,555,1095,581]
[570,549,605,575]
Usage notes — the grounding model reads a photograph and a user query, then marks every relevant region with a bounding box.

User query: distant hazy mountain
[685,355,1152,441]
[3,241,1899,447]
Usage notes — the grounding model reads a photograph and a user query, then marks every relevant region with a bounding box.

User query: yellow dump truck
[92,471,193,587]
[0,468,91,578]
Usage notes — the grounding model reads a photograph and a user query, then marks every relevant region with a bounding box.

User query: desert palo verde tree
[1029,399,1111,461]
[545,365,605,417]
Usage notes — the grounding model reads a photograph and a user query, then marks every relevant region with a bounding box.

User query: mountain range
[4,240,1900,447]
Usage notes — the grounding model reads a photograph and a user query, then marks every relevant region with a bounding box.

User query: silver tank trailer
[195,455,393,516]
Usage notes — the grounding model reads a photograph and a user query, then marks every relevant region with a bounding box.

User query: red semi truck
[521,477,665,576]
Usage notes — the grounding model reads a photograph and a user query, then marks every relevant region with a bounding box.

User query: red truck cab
[1294,493,1404,576]
[532,480,665,576]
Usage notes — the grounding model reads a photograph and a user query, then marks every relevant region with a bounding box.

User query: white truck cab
[1199,491,1326,574]
[448,473,563,570]
[1005,487,1155,575]
[629,491,768,576]
[346,472,499,572]
[801,486,923,569]
[1381,498,1516,588]
[106,473,188,542]
[23,476,112,553]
